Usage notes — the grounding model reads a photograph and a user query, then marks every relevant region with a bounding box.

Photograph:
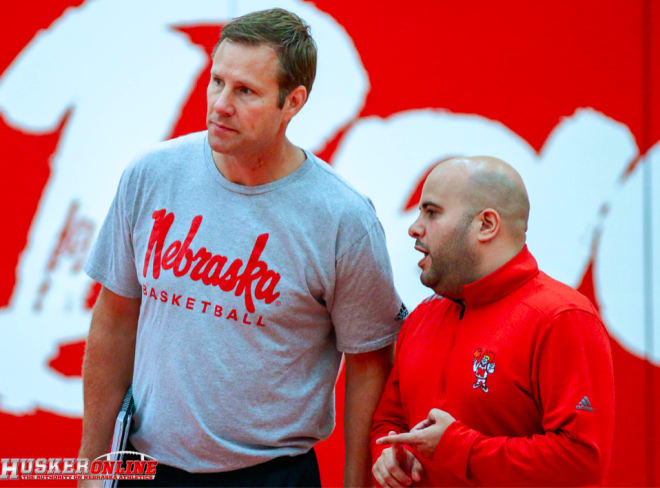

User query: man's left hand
[375,408,456,459]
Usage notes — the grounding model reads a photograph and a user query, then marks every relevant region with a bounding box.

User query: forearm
[344,346,394,487]
[79,290,139,458]
[343,399,372,488]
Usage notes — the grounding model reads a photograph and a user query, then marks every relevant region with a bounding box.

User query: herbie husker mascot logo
[472,349,496,393]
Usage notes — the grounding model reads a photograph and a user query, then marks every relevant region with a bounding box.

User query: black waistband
[118,440,321,487]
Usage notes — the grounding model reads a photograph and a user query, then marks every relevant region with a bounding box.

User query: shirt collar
[461,245,539,307]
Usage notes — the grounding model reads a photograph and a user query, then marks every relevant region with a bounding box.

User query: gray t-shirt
[85,131,405,472]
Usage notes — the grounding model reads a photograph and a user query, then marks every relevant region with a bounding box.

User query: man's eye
[239,86,253,95]
[213,78,223,87]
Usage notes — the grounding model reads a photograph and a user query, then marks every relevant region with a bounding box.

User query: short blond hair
[216,8,317,108]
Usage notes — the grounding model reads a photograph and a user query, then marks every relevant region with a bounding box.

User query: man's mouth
[414,242,429,267]
[209,120,237,132]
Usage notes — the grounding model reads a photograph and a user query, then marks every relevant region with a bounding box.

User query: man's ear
[476,208,500,243]
[283,85,307,121]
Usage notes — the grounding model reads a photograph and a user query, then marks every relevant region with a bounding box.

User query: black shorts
[117,441,321,487]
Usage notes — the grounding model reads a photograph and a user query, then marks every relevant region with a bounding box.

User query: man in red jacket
[371,156,614,486]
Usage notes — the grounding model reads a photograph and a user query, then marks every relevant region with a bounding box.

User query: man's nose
[212,89,235,116]
[408,216,424,238]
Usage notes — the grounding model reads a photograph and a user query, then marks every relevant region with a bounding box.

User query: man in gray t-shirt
[79,8,405,487]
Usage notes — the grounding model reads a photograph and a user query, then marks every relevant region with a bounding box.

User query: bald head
[410,156,530,296]
[427,156,530,243]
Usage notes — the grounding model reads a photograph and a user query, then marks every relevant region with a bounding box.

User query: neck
[474,242,524,282]
[211,137,306,186]
[436,242,524,299]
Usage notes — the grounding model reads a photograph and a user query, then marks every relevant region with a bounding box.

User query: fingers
[372,462,409,488]
[372,446,414,488]
[411,457,424,483]
[393,439,406,461]
[390,433,414,485]
[376,431,418,445]
[428,408,456,425]
[428,408,442,420]
[411,418,432,431]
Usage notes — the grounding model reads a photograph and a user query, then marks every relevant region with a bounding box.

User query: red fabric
[370,246,615,486]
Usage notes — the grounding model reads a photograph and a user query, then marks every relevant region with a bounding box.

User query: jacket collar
[461,245,539,307]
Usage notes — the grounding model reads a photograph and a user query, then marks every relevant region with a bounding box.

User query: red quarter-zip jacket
[371,246,614,486]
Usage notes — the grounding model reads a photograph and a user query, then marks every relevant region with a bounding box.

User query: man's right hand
[372,431,424,488]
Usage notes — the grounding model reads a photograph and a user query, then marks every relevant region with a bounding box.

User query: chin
[208,139,234,155]
[420,274,439,290]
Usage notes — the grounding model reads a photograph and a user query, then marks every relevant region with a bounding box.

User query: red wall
[0,1,658,486]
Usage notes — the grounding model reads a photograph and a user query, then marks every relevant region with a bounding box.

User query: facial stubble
[421,214,478,298]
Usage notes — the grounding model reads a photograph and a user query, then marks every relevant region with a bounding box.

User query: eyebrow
[210,70,254,87]
[420,201,441,210]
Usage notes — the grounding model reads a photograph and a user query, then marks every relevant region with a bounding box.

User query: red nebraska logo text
[143,209,280,313]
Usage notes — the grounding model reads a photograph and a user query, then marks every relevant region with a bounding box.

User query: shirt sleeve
[331,219,406,354]
[431,309,615,486]
[84,167,142,299]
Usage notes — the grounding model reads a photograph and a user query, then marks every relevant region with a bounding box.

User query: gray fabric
[85,131,405,472]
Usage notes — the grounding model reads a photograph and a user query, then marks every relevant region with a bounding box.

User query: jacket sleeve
[430,309,615,486]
